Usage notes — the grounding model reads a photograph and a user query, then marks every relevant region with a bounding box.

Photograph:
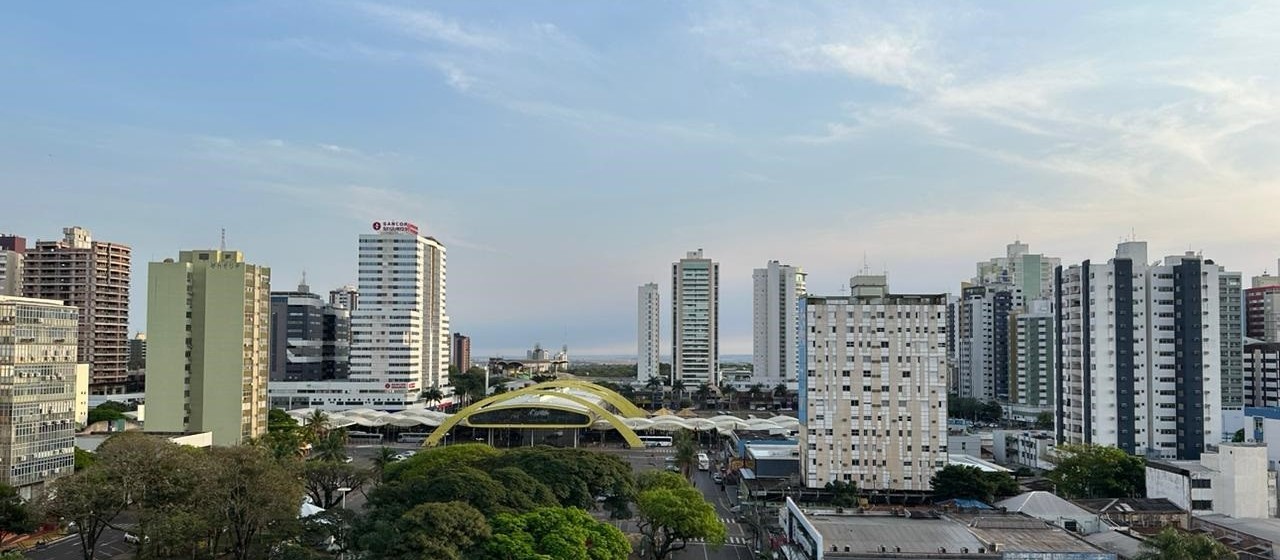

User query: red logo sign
[372,222,382,231]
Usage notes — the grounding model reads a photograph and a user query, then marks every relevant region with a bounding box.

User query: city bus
[397,432,429,444]
[348,431,384,445]
[638,435,673,447]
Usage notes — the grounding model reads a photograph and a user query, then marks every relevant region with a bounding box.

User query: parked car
[712,473,724,484]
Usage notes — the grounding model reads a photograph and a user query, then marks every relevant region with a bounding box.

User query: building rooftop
[745,442,800,460]
[1073,498,1185,514]
[996,491,1096,520]
[949,454,1011,473]
[1083,530,1146,558]
[1147,459,1214,476]
[962,516,1104,553]
[806,513,988,556]
[1196,515,1280,547]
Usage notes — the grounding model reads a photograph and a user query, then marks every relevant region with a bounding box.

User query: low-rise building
[993,430,1058,471]
[1072,498,1189,531]
[995,491,1104,535]
[1146,443,1276,518]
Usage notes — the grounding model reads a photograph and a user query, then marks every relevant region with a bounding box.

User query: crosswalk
[687,536,751,546]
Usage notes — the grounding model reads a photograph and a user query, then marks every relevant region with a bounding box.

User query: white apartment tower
[637,283,660,381]
[753,261,806,390]
[672,249,718,385]
[801,275,949,491]
[349,221,449,408]
[975,240,1061,304]
[1055,241,1227,460]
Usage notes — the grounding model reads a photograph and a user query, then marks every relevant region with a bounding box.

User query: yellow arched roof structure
[423,380,647,448]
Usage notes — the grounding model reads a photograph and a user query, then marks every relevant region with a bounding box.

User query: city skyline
[4,2,1280,355]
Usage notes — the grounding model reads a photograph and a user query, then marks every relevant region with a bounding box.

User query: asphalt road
[602,445,763,560]
[25,528,129,560]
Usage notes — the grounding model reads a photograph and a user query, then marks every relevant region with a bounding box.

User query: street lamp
[337,487,352,510]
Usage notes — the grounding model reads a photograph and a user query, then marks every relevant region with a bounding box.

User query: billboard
[372,221,419,235]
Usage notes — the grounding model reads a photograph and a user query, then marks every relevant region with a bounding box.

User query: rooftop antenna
[220,228,226,251]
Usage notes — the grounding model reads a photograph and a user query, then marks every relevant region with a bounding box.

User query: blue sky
[3,2,1279,356]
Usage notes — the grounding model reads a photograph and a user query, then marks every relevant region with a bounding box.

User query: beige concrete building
[23,227,131,393]
[145,250,270,446]
[801,274,949,491]
[0,235,24,297]
[0,296,80,498]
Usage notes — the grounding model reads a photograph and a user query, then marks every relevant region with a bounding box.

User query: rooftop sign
[372,221,419,235]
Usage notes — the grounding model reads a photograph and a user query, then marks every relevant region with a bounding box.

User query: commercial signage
[784,497,822,560]
[372,221,419,235]
[384,382,420,390]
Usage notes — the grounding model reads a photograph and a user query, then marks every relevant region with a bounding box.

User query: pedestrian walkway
[687,535,751,546]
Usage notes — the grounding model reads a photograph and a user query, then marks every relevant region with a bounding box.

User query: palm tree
[694,383,712,408]
[773,383,789,408]
[422,386,445,409]
[671,379,686,408]
[747,383,765,408]
[673,429,697,480]
[645,376,662,390]
[302,410,330,444]
[311,429,349,463]
[720,384,737,410]
[1135,527,1236,560]
[371,446,398,482]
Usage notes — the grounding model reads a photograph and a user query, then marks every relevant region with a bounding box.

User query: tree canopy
[477,507,630,560]
[930,465,1020,504]
[1047,444,1146,499]
[634,471,725,560]
[1135,527,1236,560]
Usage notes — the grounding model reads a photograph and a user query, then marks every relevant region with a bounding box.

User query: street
[602,445,763,560]
[24,528,128,560]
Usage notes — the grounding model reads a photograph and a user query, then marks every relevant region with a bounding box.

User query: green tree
[423,385,445,408]
[930,465,1020,504]
[258,429,307,462]
[371,446,398,482]
[1048,444,1146,499]
[673,430,696,480]
[1135,527,1236,560]
[205,445,305,560]
[386,443,502,483]
[719,384,737,410]
[485,447,635,512]
[301,410,330,444]
[43,468,130,560]
[1233,429,1245,443]
[94,432,204,559]
[635,471,725,560]
[0,484,35,547]
[452,370,488,405]
[73,448,96,471]
[358,501,491,560]
[825,480,860,509]
[1035,411,1055,430]
[268,408,300,433]
[747,383,764,406]
[671,379,686,406]
[310,428,349,463]
[694,383,712,407]
[86,403,126,426]
[303,461,369,509]
[478,507,631,560]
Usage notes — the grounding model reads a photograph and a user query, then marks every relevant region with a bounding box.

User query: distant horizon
[4,2,1278,355]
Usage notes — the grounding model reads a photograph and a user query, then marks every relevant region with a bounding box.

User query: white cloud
[352,2,505,51]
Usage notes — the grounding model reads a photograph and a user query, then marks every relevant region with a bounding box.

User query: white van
[697,452,710,471]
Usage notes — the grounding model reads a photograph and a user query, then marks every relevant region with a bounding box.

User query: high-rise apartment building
[145,249,270,446]
[451,332,471,372]
[1006,299,1055,422]
[955,241,1060,404]
[800,275,948,491]
[1246,271,1280,344]
[349,221,449,405]
[637,283,660,381]
[0,296,82,499]
[974,240,1061,304]
[23,227,131,393]
[1055,242,1229,460]
[329,284,359,312]
[672,250,718,386]
[1244,342,1280,409]
[270,281,351,382]
[1220,271,1243,411]
[954,285,1014,402]
[128,332,146,371]
[753,261,806,390]
[0,235,25,296]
